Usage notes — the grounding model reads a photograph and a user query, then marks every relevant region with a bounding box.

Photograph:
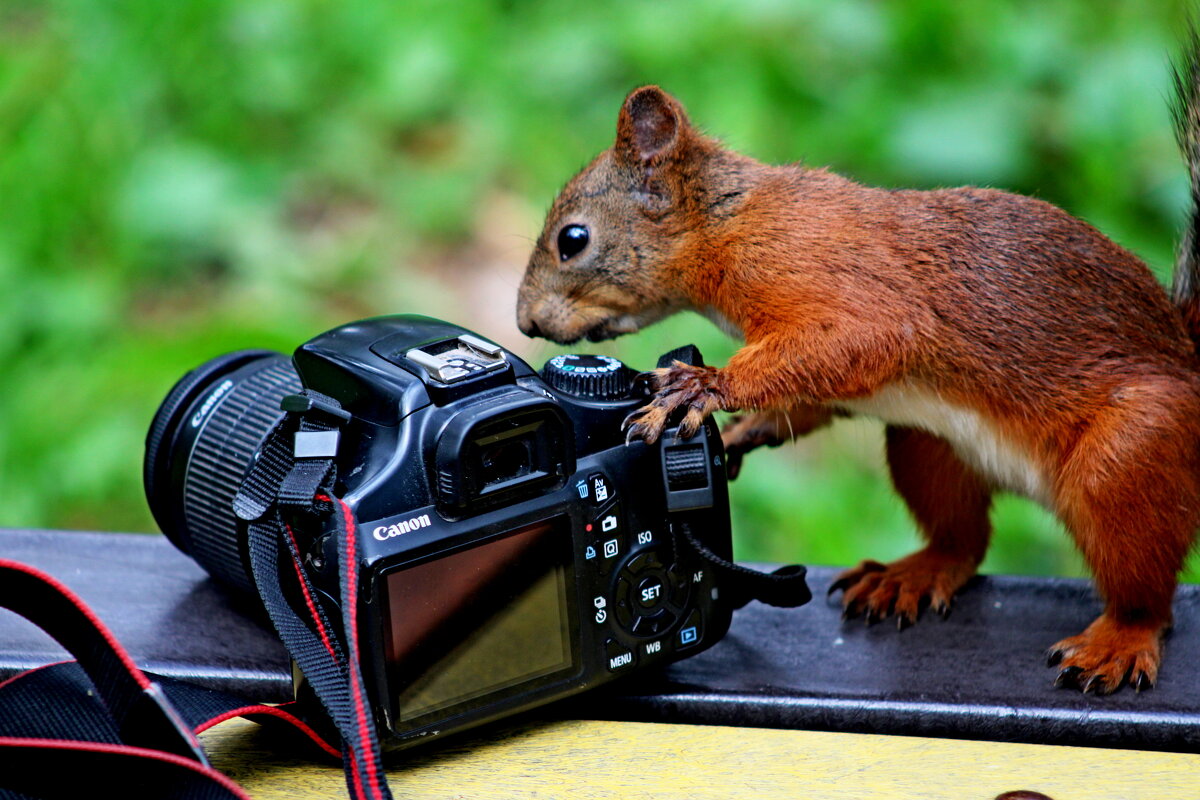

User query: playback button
[676,608,704,650]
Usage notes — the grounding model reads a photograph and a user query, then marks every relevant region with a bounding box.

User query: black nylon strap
[0,662,329,756]
[234,390,343,522]
[671,519,812,610]
[0,559,351,799]
[0,563,257,800]
[246,510,392,799]
[0,561,206,763]
[0,741,250,800]
[237,390,393,800]
[652,344,812,608]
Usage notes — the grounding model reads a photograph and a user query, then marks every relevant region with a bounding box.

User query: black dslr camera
[144,315,741,748]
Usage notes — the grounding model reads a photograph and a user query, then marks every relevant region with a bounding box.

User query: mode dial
[542,354,636,401]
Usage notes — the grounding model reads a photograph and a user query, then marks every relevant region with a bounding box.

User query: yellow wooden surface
[199,717,1200,800]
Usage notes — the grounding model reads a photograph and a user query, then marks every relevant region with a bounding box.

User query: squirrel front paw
[721,411,792,479]
[622,361,727,445]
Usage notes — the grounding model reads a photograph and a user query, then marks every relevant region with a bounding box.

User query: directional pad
[615,549,688,639]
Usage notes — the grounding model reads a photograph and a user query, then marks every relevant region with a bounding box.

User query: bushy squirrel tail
[1171,24,1200,350]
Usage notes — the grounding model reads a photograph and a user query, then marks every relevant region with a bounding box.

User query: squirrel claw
[1053,665,1084,689]
[621,408,647,432]
[624,424,648,446]
[827,576,852,598]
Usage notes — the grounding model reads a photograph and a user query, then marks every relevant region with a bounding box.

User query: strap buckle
[281,393,352,424]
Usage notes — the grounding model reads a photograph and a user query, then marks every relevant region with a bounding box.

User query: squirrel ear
[616,86,689,166]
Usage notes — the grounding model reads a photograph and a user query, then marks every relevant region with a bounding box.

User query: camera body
[146,315,734,749]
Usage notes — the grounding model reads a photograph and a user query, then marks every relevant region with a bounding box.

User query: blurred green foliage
[1,0,1197,580]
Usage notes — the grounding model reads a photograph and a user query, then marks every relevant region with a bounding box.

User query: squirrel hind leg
[1048,377,1200,693]
[832,426,992,627]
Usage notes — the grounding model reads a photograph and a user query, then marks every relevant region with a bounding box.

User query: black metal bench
[2,528,1196,753]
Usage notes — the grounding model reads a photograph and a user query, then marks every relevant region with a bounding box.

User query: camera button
[605,639,636,672]
[587,504,624,573]
[592,536,621,574]
[676,609,704,650]
[642,639,665,658]
[615,600,634,628]
[588,504,622,539]
[625,550,664,575]
[614,577,634,627]
[631,609,675,637]
[588,473,613,505]
[591,594,609,625]
[635,576,666,611]
[667,563,691,606]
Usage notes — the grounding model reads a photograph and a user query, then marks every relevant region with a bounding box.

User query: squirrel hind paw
[1046,616,1163,694]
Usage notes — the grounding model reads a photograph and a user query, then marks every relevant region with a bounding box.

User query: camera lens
[144,350,301,592]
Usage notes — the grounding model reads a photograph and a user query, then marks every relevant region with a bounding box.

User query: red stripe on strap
[0,737,254,800]
[321,495,386,800]
[195,704,341,759]
[0,560,152,691]
[283,522,342,668]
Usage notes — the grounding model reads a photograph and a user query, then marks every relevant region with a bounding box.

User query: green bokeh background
[2,0,1198,581]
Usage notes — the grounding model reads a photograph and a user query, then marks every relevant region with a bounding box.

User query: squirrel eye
[557,224,589,261]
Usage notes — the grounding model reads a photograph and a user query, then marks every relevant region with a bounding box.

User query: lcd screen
[382,517,575,724]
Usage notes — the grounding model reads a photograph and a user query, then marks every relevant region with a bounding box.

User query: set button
[612,549,692,640]
[635,576,666,610]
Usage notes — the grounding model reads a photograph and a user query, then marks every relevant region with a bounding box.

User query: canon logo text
[373,514,432,541]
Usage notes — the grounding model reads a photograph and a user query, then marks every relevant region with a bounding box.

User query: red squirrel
[515,47,1200,693]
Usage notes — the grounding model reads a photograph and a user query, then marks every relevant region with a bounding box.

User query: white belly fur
[836,383,1051,507]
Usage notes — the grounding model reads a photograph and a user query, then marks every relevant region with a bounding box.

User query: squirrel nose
[521,317,544,339]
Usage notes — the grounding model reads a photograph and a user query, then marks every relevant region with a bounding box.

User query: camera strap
[234,390,394,800]
[671,519,812,610]
[654,345,812,611]
[0,559,342,800]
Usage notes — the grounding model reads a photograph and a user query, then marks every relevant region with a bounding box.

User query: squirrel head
[517,85,735,344]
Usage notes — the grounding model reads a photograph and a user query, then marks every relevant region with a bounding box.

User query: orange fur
[516,79,1200,693]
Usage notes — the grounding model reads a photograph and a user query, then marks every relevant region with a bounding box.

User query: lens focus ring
[181,358,302,591]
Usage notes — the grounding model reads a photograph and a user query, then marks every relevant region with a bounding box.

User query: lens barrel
[144,350,302,592]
